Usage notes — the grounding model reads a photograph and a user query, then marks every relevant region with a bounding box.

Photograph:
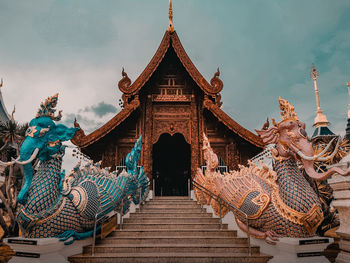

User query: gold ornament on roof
[278,96,298,122]
[168,0,174,33]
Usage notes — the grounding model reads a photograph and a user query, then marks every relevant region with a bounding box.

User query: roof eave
[71,98,140,148]
[203,99,264,148]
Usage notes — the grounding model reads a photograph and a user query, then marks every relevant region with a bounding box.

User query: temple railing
[191,179,251,255]
[250,144,274,168]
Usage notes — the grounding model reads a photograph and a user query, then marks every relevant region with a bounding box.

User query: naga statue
[195,97,350,243]
[0,94,149,244]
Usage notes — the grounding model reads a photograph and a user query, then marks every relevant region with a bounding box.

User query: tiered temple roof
[72,30,263,149]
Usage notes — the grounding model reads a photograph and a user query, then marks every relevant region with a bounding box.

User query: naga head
[16,94,79,204]
[126,135,142,176]
[256,97,346,181]
[202,133,218,172]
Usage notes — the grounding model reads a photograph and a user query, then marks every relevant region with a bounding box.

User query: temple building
[72,3,263,195]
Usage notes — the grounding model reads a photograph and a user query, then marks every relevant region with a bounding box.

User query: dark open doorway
[153,133,191,196]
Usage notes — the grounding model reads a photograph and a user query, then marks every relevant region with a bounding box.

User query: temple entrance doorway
[152,133,191,196]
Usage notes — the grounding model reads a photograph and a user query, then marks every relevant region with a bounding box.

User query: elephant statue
[1,94,149,244]
[194,97,350,243]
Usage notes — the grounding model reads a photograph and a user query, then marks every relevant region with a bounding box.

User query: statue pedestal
[4,237,92,263]
[328,172,350,263]
[252,236,332,263]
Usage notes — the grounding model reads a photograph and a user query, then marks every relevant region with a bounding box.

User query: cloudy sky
[1,0,350,170]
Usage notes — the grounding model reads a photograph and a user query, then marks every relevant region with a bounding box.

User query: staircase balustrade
[191,179,251,255]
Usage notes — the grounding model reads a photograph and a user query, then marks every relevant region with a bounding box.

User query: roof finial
[11,105,15,120]
[310,64,329,127]
[168,0,174,33]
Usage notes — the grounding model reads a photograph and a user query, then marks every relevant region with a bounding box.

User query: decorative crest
[209,67,223,93]
[36,93,62,121]
[168,0,174,33]
[278,96,298,122]
[262,117,269,130]
[118,67,132,93]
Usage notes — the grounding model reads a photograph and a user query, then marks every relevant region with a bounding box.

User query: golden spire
[168,0,174,33]
[310,64,329,127]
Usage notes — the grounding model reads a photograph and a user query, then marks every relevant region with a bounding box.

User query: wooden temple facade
[72,26,264,195]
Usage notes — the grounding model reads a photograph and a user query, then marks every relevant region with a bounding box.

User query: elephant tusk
[294,150,316,161]
[290,137,339,161]
[0,156,20,166]
[315,137,340,162]
[313,137,337,159]
[0,160,13,166]
[15,148,39,165]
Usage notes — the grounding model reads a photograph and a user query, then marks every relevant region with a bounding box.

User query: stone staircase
[68,196,272,263]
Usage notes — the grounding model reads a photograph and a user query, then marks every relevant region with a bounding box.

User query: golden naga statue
[194,97,350,243]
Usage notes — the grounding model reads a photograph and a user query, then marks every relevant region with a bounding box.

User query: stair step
[68,196,271,263]
[83,243,260,254]
[97,236,247,245]
[123,217,220,224]
[137,207,206,212]
[145,200,197,205]
[142,204,201,208]
[111,229,237,237]
[121,223,228,230]
[69,252,272,263]
[145,200,197,203]
[129,212,213,218]
[153,196,190,200]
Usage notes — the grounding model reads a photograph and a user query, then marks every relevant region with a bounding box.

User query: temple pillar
[190,94,199,178]
[143,95,153,184]
[328,170,350,263]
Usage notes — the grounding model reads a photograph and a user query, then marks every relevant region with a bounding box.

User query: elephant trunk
[17,163,33,204]
[302,159,350,181]
[17,138,42,205]
[288,136,350,180]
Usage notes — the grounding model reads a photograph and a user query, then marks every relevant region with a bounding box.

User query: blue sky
[1,0,350,141]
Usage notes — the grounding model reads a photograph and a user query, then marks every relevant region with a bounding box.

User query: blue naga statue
[4,94,148,244]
